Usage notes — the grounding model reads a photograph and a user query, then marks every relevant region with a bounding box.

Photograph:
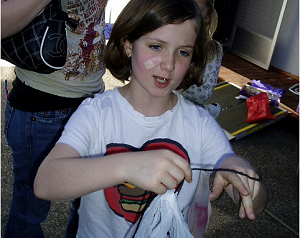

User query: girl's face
[124,20,197,100]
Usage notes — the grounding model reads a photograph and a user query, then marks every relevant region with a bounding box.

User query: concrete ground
[1,65,299,237]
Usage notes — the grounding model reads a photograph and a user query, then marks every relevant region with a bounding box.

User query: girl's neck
[119,84,178,117]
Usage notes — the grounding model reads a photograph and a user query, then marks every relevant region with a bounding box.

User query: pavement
[1,65,299,237]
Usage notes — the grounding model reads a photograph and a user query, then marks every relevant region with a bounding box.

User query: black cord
[191,168,262,182]
[131,168,261,237]
[132,191,154,238]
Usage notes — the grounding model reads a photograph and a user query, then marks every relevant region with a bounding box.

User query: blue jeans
[4,101,76,238]
[65,198,81,238]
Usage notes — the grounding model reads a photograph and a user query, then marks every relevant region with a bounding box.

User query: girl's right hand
[119,149,192,194]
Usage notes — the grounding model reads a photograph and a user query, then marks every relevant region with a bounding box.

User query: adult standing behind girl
[34,0,267,237]
[183,0,223,118]
[2,0,109,237]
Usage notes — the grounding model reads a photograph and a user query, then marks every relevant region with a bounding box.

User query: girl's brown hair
[104,0,207,91]
[205,0,221,62]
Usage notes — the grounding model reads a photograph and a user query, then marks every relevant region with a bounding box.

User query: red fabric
[246,93,277,123]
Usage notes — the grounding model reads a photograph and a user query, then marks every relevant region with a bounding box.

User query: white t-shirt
[57,88,234,237]
[15,0,108,98]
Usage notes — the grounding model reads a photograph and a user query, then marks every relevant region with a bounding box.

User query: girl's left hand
[209,156,267,220]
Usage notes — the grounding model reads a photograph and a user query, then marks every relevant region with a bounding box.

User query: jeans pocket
[31,108,74,125]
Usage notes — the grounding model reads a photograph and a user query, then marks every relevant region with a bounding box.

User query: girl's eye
[149,45,162,51]
[178,50,190,57]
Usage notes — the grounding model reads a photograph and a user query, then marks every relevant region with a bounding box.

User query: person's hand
[209,156,267,220]
[120,149,192,195]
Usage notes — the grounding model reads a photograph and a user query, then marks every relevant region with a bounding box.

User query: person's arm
[1,0,52,39]
[209,156,268,220]
[34,143,192,201]
[182,44,223,105]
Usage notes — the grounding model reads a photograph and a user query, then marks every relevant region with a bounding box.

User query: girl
[34,0,267,237]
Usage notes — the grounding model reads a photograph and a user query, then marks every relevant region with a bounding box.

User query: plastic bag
[188,171,211,237]
[124,190,193,238]
[246,93,277,123]
[251,80,286,98]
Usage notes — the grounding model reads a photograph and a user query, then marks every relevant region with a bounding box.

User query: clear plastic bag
[187,171,211,237]
[124,190,193,238]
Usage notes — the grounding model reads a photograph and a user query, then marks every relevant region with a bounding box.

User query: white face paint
[143,56,162,70]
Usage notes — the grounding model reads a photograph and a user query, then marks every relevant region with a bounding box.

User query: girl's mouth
[154,76,168,84]
[153,76,171,89]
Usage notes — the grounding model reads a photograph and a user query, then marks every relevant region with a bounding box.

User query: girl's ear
[124,40,133,58]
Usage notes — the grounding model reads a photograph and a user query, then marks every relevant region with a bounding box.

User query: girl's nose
[161,54,175,72]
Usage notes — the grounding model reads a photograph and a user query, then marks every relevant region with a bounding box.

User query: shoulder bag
[1,0,78,74]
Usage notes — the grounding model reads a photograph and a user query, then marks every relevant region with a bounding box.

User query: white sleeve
[57,98,100,157]
[199,115,234,169]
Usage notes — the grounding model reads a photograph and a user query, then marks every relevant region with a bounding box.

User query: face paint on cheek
[143,56,162,70]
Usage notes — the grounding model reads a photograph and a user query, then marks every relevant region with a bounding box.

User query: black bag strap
[51,0,63,11]
[51,0,79,31]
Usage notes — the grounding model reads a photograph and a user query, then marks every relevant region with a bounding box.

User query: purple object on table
[251,80,286,98]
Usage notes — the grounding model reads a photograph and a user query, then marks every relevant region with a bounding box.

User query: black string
[191,167,262,181]
[131,168,261,237]
[132,191,154,238]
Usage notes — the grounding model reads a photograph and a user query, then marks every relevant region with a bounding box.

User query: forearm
[34,145,192,201]
[1,0,52,39]
[34,153,126,201]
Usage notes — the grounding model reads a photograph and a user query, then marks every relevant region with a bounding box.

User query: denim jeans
[65,198,81,238]
[4,101,76,238]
